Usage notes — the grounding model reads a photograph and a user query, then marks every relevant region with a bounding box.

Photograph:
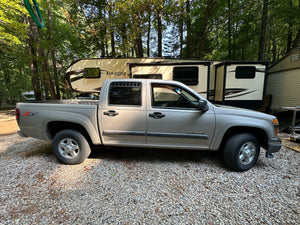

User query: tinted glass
[235,66,256,79]
[152,84,199,109]
[173,67,199,85]
[83,68,100,78]
[109,82,142,106]
[133,74,162,79]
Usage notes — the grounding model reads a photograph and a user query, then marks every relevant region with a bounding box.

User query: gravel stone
[0,133,299,224]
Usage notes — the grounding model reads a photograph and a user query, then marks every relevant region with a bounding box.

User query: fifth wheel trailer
[66,58,212,99]
[66,58,268,108]
[213,61,269,108]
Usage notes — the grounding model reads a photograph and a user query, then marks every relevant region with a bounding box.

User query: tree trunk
[228,0,232,59]
[135,31,143,57]
[291,0,300,50]
[119,22,127,57]
[157,8,162,57]
[147,12,151,57]
[272,35,277,63]
[198,0,217,58]
[179,5,184,57]
[186,0,191,58]
[38,47,57,100]
[108,2,115,57]
[111,31,116,57]
[286,25,292,53]
[28,18,42,101]
[134,10,143,58]
[98,7,106,57]
[258,0,268,60]
[292,28,300,50]
[47,0,60,99]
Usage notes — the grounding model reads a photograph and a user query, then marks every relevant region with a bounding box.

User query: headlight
[272,118,279,136]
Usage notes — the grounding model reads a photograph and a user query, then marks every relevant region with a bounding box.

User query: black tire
[223,133,260,172]
[52,129,91,165]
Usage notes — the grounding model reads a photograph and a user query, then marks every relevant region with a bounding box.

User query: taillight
[15,108,20,124]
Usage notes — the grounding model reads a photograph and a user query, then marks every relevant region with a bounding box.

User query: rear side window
[235,66,256,79]
[173,67,199,85]
[108,82,142,106]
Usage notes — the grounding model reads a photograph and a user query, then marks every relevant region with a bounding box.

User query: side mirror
[197,100,209,112]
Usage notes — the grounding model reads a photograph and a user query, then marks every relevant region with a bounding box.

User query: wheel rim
[58,138,80,159]
[238,141,256,165]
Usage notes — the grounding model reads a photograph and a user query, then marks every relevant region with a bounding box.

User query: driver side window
[151,84,199,109]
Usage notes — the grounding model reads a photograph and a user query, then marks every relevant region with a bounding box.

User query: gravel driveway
[0,133,299,224]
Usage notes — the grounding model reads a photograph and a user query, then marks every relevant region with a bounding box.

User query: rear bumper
[266,137,282,158]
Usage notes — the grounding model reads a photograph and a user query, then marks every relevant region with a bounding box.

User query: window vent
[111,82,141,87]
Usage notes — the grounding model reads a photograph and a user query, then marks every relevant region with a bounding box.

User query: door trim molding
[103,130,146,136]
[147,132,208,139]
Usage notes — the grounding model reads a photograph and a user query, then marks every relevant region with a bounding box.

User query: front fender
[210,115,274,150]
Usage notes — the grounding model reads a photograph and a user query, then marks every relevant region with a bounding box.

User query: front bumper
[266,137,282,158]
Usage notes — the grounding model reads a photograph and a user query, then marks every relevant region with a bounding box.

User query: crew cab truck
[16,79,282,171]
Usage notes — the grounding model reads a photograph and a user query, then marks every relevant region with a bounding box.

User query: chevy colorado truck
[16,79,282,171]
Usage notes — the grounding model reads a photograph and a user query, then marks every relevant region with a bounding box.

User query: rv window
[235,66,256,79]
[83,68,100,78]
[173,67,199,85]
[133,74,162,79]
[109,82,142,106]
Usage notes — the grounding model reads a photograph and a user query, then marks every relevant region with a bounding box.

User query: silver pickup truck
[16,79,281,171]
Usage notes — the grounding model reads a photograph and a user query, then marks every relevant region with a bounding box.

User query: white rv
[66,58,268,108]
[213,61,269,108]
[66,58,212,98]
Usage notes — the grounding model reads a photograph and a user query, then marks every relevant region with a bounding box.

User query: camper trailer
[213,61,269,108]
[66,58,268,108]
[266,48,300,111]
[66,58,212,98]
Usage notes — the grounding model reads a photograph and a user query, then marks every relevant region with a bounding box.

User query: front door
[147,82,215,149]
[99,81,147,146]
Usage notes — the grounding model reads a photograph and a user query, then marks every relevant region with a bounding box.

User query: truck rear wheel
[223,133,260,172]
[52,129,91,165]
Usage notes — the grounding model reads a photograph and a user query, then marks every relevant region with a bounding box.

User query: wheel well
[220,126,268,151]
[47,121,92,145]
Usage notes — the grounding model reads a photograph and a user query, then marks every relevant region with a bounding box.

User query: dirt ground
[0,110,19,136]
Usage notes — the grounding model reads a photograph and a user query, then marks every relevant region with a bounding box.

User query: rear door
[146,81,215,149]
[99,80,147,145]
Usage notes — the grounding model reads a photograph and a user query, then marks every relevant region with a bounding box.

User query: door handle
[149,112,165,119]
[103,110,119,117]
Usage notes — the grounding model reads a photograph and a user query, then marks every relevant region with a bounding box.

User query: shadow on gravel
[23,143,53,157]
[90,146,223,165]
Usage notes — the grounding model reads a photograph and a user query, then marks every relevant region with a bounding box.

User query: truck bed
[16,99,100,144]
[24,99,99,105]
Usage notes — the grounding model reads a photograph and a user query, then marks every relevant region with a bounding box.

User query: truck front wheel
[52,129,91,165]
[223,133,260,172]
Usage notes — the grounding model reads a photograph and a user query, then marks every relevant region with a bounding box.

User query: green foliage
[189,0,300,60]
[0,0,299,104]
[0,0,28,53]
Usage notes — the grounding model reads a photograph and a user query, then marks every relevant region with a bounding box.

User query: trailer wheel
[223,133,260,172]
[52,129,91,165]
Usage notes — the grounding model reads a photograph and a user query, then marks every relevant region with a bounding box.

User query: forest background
[0,0,299,105]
